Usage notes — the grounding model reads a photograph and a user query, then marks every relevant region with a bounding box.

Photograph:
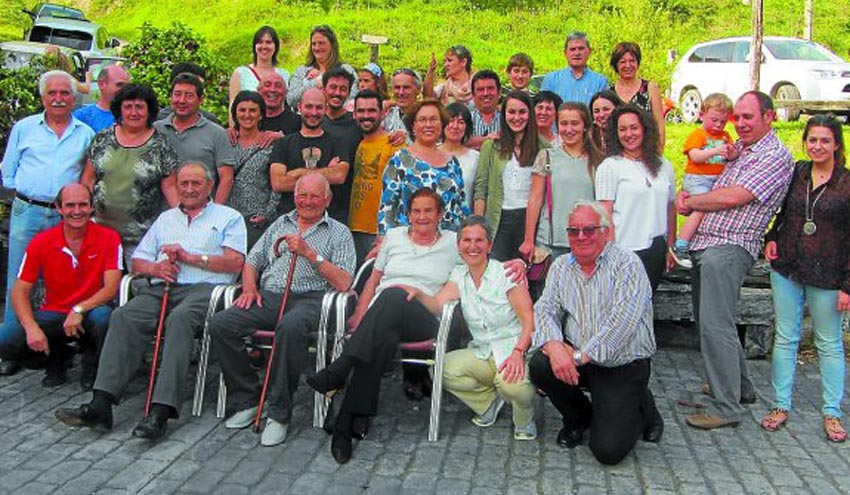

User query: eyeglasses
[566,226,604,237]
[414,116,441,125]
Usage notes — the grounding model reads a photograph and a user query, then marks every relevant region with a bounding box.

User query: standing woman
[426,45,474,106]
[440,102,479,212]
[474,91,543,261]
[228,26,291,121]
[761,115,849,442]
[287,25,357,107]
[227,91,279,250]
[609,42,666,151]
[589,90,623,154]
[595,104,676,292]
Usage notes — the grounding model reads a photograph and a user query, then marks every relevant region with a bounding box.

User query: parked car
[25,16,120,60]
[0,40,85,80]
[670,36,850,122]
[22,3,87,22]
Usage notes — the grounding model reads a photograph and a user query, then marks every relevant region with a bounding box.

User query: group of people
[0,23,847,470]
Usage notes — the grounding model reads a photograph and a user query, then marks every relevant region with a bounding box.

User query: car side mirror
[109,38,121,48]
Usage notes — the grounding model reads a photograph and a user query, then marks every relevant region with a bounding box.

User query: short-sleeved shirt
[469,106,501,137]
[134,202,247,285]
[540,67,609,106]
[453,148,479,212]
[595,155,676,251]
[260,109,301,135]
[19,221,122,313]
[683,127,733,176]
[323,112,362,165]
[374,227,460,299]
[691,130,794,258]
[73,104,115,133]
[228,144,277,219]
[153,114,236,183]
[236,66,291,92]
[348,134,402,234]
[532,147,595,249]
[451,260,521,365]
[247,210,356,294]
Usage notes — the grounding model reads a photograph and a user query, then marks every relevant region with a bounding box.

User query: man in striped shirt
[529,201,662,465]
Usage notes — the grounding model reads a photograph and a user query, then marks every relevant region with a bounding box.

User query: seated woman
[409,216,536,440]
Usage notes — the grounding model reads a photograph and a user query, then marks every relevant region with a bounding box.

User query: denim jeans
[4,198,61,324]
[770,270,845,417]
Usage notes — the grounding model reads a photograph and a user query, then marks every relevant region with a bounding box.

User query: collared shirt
[72,104,115,133]
[540,67,609,106]
[469,105,501,137]
[18,221,122,313]
[1,112,94,202]
[133,202,247,285]
[382,106,407,134]
[533,243,656,367]
[690,130,794,258]
[153,113,236,182]
[247,210,356,294]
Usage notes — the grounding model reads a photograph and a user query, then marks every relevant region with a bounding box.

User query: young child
[502,52,537,97]
[672,93,738,268]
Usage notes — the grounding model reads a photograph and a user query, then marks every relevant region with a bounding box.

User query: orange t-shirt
[683,127,733,176]
[348,134,402,234]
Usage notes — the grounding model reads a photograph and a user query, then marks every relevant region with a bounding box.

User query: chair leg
[192,285,226,417]
[428,300,458,442]
[216,372,227,419]
[313,292,337,428]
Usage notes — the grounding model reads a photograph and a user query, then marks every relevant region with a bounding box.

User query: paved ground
[0,347,847,495]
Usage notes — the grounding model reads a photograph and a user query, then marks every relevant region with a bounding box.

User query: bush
[0,52,63,154]
[120,21,230,123]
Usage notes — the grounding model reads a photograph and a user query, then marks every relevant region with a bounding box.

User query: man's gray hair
[38,70,77,96]
[295,172,332,197]
[564,31,590,50]
[176,162,214,181]
[568,200,610,228]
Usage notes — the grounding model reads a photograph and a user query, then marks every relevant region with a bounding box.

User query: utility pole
[804,0,813,40]
[749,0,764,90]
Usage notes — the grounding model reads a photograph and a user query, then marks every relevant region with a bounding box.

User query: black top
[261,108,301,135]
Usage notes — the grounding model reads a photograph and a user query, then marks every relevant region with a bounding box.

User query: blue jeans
[770,270,845,417]
[4,198,61,324]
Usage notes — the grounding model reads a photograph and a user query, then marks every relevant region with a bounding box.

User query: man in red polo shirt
[0,183,122,388]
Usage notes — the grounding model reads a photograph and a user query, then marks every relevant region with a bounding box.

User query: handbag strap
[545,150,554,246]
[246,65,263,84]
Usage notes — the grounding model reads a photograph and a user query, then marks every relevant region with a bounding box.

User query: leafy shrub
[0,52,63,153]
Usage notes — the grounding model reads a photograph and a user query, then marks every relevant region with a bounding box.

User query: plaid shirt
[690,130,794,258]
[469,105,501,137]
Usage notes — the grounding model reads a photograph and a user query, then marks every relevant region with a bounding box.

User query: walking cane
[144,282,171,417]
[253,236,299,433]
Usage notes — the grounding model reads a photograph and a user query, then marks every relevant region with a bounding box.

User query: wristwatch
[201,255,210,268]
[72,304,85,315]
[312,254,326,267]
[573,350,583,366]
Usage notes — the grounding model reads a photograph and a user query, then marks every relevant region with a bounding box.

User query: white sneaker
[225,406,259,429]
[260,418,288,446]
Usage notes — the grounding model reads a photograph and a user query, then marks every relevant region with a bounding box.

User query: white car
[670,36,850,122]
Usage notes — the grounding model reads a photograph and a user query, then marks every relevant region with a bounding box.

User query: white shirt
[453,148,479,212]
[501,154,533,210]
[374,227,460,299]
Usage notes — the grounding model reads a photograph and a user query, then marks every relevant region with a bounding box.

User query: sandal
[760,408,788,432]
[824,416,847,443]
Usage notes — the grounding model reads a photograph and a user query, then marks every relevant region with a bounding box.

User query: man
[0,184,121,388]
[347,90,402,265]
[156,62,222,125]
[677,91,794,430]
[258,71,300,135]
[209,173,355,446]
[540,32,609,106]
[322,66,362,166]
[72,64,130,132]
[382,68,421,139]
[1,70,95,333]
[55,163,247,439]
[467,70,502,151]
[530,201,663,465]
[269,88,350,223]
[154,73,236,204]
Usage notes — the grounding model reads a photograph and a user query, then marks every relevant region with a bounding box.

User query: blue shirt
[540,67,609,106]
[134,202,247,285]
[72,104,115,133]
[1,112,95,202]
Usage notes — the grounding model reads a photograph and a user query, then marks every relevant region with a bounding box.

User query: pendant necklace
[803,180,827,236]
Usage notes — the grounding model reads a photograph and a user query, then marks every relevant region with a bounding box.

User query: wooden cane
[144,282,171,417]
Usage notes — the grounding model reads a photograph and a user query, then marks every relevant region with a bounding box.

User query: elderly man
[677,91,794,430]
[56,162,247,439]
[0,184,121,388]
[209,173,354,446]
[540,31,609,106]
[73,64,130,132]
[382,68,421,141]
[466,70,502,150]
[155,73,236,204]
[259,72,301,135]
[530,201,662,465]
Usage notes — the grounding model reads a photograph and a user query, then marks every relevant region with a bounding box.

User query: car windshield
[29,26,92,51]
[37,5,85,19]
[764,40,835,62]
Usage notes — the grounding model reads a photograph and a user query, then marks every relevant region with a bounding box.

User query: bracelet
[513,346,527,356]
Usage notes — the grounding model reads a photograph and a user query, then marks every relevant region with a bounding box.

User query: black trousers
[633,235,667,295]
[529,351,651,465]
[492,208,526,262]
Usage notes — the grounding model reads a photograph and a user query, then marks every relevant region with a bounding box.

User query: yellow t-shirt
[348,135,402,234]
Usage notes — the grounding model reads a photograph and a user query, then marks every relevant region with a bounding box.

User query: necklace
[803,179,828,236]
[627,156,653,188]
[408,228,440,248]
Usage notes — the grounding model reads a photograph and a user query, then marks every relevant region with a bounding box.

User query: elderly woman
[595,104,676,292]
[609,42,665,150]
[534,91,563,147]
[228,26,291,122]
[426,45,474,105]
[589,90,623,154]
[287,25,357,107]
[411,216,536,440]
[440,102,479,211]
[82,83,179,260]
[762,115,849,442]
[227,90,279,250]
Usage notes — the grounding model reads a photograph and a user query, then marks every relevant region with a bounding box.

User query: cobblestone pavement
[0,347,847,495]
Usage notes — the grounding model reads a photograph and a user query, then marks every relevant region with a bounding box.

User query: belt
[15,193,54,209]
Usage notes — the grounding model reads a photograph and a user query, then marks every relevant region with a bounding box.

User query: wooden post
[360,34,389,64]
[749,0,764,91]
[804,0,813,40]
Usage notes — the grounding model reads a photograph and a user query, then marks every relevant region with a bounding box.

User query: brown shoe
[685,412,740,430]
[701,383,756,404]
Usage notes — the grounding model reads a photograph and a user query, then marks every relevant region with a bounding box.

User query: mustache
[50,101,69,108]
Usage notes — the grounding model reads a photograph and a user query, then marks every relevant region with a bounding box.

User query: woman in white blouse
[440,102,479,212]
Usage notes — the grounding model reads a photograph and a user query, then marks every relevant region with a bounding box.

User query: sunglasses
[566,225,604,237]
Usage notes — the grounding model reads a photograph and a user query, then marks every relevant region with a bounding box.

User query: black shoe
[643,415,664,443]
[306,369,345,397]
[56,403,113,430]
[351,415,370,441]
[80,363,96,391]
[331,431,353,464]
[132,414,167,440]
[42,369,67,387]
[403,379,426,401]
[0,360,21,376]
[556,426,584,448]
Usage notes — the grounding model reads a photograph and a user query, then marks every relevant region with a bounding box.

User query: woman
[520,102,601,264]
[589,90,623,154]
[82,83,179,261]
[474,91,543,261]
[761,115,849,442]
[609,42,666,150]
[594,104,676,292]
[440,102,479,211]
[534,91,563,147]
[227,90,279,250]
[287,25,357,107]
[345,63,388,113]
[412,216,536,440]
[228,26,291,121]
[427,45,474,105]
[378,99,468,236]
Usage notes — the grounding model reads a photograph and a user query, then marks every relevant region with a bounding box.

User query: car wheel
[773,84,801,122]
[680,89,702,123]
[665,109,682,124]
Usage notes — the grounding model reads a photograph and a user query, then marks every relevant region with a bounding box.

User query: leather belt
[15,192,54,209]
